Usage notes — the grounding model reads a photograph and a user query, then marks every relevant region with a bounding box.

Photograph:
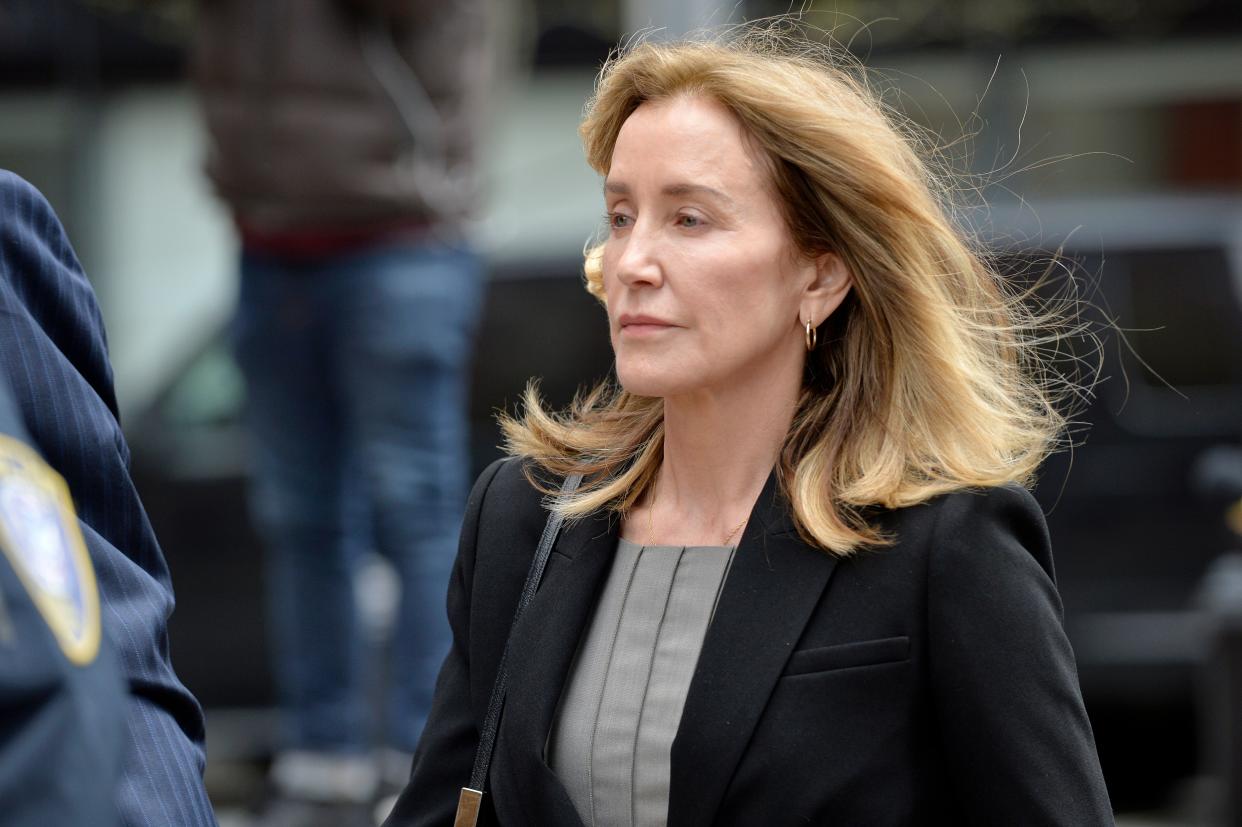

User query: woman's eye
[676,214,702,228]
[608,213,632,230]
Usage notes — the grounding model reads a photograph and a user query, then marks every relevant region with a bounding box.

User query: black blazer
[387,457,1113,826]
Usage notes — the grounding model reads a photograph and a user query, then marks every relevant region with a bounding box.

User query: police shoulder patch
[0,434,101,665]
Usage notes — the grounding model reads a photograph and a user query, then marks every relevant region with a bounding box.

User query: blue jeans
[232,240,483,754]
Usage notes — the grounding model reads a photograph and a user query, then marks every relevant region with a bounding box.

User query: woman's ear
[801,252,852,327]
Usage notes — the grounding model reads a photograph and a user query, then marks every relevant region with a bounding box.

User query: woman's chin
[615,368,691,399]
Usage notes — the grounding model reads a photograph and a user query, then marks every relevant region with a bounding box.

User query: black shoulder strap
[462,472,584,806]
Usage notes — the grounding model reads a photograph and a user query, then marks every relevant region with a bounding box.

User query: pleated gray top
[547,537,737,827]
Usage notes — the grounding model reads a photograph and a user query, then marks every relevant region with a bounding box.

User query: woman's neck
[647,366,800,545]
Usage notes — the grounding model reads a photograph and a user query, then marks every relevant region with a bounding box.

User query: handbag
[454,471,584,827]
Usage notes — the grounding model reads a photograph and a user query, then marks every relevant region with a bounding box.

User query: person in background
[0,170,218,826]
[0,370,126,827]
[192,2,491,824]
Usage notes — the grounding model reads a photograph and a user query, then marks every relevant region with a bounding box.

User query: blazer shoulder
[929,482,1044,528]
[463,456,553,564]
[0,170,89,289]
[923,482,1055,584]
[0,171,61,233]
[474,455,555,520]
[0,169,42,203]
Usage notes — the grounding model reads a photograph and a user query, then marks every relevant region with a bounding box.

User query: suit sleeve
[928,484,1114,825]
[0,171,217,826]
[0,374,127,827]
[384,457,509,827]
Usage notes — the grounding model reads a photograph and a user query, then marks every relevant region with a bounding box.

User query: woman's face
[601,94,846,400]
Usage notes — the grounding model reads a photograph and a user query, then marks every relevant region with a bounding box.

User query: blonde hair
[501,25,1075,555]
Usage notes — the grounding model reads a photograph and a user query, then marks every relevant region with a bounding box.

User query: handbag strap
[468,471,584,792]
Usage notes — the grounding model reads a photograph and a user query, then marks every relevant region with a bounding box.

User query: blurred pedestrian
[387,28,1113,827]
[0,170,217,825]
[192,2,490,824]
[0,371,126,827]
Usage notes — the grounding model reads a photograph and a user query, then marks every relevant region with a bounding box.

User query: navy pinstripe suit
[0,171,217,826]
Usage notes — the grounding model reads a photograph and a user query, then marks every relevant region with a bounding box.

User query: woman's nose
[613,222,664,288]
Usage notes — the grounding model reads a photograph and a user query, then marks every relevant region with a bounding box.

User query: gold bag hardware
[453,787,484,827]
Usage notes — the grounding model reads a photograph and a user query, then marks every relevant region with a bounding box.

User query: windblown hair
[501,24,1078,555]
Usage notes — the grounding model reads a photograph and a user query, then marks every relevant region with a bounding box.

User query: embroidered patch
[0,434,101,665]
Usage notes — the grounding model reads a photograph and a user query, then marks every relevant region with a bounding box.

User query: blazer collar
[497,470,838,827]
[668,471,839,827]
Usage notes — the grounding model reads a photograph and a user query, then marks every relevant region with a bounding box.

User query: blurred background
[1,0,1241,823]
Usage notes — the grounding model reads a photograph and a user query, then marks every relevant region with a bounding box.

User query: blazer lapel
[497,505,619,825]
[668,472,839,827]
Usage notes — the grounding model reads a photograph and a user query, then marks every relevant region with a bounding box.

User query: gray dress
[547,538,736,827]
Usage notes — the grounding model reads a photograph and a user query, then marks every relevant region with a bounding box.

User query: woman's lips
[622,323,673,335]
[618,315,676,337]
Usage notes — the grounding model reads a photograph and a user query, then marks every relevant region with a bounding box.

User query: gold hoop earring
[804,319,817,352]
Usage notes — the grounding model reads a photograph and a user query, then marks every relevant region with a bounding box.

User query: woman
[385,28,1113,827]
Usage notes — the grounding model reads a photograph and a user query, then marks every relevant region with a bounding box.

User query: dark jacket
[192,0,490,232]
[0,171,216,826]
[0,373,126,827]
[387,457,1114,826]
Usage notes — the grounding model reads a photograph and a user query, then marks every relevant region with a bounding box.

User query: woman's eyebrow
[663,183,736,207]
[604,180,737,208]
